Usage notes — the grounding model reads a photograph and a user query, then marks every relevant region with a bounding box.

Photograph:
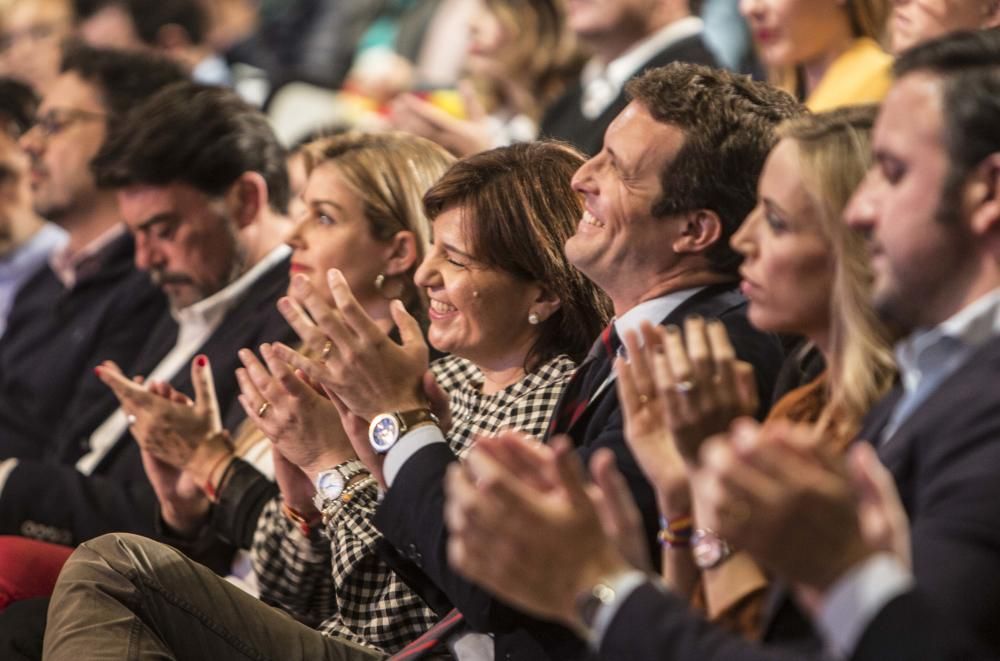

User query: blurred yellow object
[420,90,466,119]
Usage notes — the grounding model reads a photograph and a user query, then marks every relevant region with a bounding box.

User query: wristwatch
[313,459,369,508]
[368,408,439,454]
[691,528,733,570]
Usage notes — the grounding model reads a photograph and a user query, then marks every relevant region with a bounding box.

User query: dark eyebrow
[136,212,180,231]
[439,240,474,260]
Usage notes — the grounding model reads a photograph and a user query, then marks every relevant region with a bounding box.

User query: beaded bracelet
[657,514,694,548]
[281,502,323,537]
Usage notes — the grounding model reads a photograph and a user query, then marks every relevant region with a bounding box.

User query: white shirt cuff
[590,569,651,650]
[817,552,914,659]
[0,458,19,499]
[383,424,448,488]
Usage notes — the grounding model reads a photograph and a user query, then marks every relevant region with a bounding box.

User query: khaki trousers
[43,533,383,661]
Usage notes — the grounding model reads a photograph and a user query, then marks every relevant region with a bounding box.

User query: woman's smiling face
[414,206,543,368]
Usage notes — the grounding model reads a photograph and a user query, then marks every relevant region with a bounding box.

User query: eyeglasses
[30,109,107,140]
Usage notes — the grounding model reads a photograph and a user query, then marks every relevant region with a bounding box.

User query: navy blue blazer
[0,256,297,548]
[374,284,787,660]
[0,231,168,460]
[597,335,1000,660]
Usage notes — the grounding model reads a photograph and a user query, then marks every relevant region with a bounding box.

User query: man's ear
[226,172,267,229]
[967,154,1000,237]
[382,230,419,276]
[672,209,723,255]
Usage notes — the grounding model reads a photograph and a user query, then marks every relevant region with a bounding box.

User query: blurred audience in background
[741,0,893,110]
[0,0,73,95]
[388,0,585,157]
[0,78,66,338]
[539,0,718,155]
[74,0,233,86]
[889,0,1000,52]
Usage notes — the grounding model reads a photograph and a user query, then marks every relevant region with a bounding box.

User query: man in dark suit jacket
[540,0,718,155]
[303,64,802,660]
[0,44,186,460]
[0,81,297,548]
[442,29,1000,661]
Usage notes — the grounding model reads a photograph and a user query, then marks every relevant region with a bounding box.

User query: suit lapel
[560,284,743,438]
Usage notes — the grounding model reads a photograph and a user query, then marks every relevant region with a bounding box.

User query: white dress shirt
[0,245,290,497]
[579,17,704,120]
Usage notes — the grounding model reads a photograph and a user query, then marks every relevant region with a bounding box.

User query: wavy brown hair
[422,141,611,367]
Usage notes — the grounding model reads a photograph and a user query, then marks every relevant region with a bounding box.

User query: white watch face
[316,470,347,500]
[369,414,401,453]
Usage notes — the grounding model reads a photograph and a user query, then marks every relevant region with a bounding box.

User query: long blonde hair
[298,130,455,317]
[777,106,896,440]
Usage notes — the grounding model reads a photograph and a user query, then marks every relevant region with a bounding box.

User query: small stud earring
[374,273,385,291]
[528,313,540,325]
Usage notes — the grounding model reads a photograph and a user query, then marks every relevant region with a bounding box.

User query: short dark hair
[894,28,1000,201]
[128,0,207,46]
[423,141,612,367]
[93,81,290,213]
[0,77,38,137]
[626,63,804,275]
[74,0,207,45]
[60,41,186,121]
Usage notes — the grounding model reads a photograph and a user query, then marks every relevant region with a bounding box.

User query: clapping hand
[271,270,430,423]
[445,432,636,630]
[235,342,355,481]
[95,356,229,534]
[95,356,227,477]
[696,420,891,594]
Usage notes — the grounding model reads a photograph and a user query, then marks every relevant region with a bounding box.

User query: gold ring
[638,394,650,405]
[321,340,333,360]
[257,401,271,418]
[674,380,696,394]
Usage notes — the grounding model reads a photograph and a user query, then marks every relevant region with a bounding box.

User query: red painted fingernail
[94,366,101,376]
[196,355,207,367]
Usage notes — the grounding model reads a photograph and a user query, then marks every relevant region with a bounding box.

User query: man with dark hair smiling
[442,28,1000,661]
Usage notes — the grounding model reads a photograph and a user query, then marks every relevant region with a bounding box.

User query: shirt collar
[48,223,126,290]
[894,287,1000,382]
[613,286,706,342]
[172,244,290,328]
[0,223,67,279]
[582,16,704,90]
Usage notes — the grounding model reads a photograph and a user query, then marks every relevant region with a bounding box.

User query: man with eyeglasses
[0,43,184,461]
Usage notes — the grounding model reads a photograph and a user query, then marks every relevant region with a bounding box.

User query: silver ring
[126,414,137,426]
[673,380,696,394]
[321,340,333,360]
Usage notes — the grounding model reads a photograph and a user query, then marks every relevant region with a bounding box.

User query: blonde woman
[91,131,454,653]
[741,0,893,110]
[618,106,896,639]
